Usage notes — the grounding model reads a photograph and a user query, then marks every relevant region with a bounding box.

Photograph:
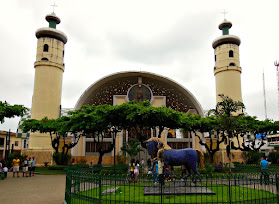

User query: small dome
[45,13,61,24]
[218,19,232,30]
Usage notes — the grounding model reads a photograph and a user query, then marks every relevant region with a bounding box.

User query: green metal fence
[232,164,279,173]
[65,167,279,204]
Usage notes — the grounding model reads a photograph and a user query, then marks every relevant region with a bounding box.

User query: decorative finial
[275,60,279,71]
[51,2,58,13]
[222,9,228,20]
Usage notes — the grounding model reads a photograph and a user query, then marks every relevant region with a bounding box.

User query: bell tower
[212,19,243,103]
[28,12,67,156]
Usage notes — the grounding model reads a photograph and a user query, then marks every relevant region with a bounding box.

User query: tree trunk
[98,152,104,164]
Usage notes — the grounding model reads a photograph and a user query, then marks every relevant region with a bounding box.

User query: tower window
[43,44,49,52]
[229,50,234,57]
[215,55,216,61]
[229,63,236,66]
[41,57,49,61]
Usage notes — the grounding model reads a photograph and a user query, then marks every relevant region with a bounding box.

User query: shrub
[233,162,241,167]
[116,154,127,164]
[99,164,129,174]
[242,151,262,164]
[198,168,207,174]
[48,165,68,170]
[222,166,230,173]
[268,151,279,164]
[52,152,71,165]
[76,157,87,165]
[204,163,215,174]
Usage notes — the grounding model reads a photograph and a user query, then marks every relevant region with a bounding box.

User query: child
[165,166,170,181]
[3,166,8,178]
[129,159,135,183]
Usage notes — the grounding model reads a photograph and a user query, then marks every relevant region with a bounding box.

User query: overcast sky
[1,0,279,132]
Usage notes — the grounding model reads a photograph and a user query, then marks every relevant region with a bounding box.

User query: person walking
[260,156,269,184]
[134,160,140,183]
[12,156,20,177]
[152,159,158,185]
[31,156,36,176]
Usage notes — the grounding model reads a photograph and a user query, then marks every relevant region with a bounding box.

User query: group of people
[2,156,36,178]
[150,143,173,185]
[128,159,140,182]
[128,143,173,185]
[21,156,36,177]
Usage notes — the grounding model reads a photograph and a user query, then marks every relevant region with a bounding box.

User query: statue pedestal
[144,181,215,195]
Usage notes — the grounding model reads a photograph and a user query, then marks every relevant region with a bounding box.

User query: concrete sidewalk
[0,172,66,204]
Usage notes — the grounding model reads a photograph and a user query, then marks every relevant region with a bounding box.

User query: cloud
[107,13,216,65]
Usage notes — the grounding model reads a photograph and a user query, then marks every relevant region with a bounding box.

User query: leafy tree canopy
[0,101,28,123]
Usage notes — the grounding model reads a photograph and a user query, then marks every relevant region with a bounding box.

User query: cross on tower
[51,2,58,13]
[222,10,228,20]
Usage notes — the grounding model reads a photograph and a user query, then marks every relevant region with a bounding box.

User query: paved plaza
[0,172,66,204]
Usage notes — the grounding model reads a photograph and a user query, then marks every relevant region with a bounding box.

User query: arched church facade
[16,12,245,165]
[71,71,205,164]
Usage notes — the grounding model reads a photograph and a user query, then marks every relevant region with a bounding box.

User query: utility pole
[5,129,11,160]
[263,70,267,120]
[274,61,279,119]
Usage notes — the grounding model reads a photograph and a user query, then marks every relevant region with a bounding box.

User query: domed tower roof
[212,19,240,49]
[35,12,67,44]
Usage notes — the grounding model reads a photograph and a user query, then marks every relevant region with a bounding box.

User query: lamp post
[5,130,11,161]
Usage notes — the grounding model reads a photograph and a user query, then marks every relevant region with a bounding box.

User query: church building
[16,12,243,165]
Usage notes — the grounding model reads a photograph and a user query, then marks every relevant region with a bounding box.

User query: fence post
[64,168,70,204]
[276,174,279,204]
[228,174,232,204]
[99,174,102,204]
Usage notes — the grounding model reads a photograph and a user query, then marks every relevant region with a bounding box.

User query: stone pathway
[0,172,66,204]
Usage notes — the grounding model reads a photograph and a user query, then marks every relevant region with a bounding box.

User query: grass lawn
[70,182,277,203]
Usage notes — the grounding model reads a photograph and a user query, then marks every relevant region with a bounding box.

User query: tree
[121,138,144,159]
[76,105,121,164]
[23,116,83,155]
[0,101,28,123]
[269,151,279,164]
[76,102,184,164]
[207,94,245,160]
[186,114,226,163]
[187,95,279,163]
[122,101,184,148]
[230,117,273,152]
